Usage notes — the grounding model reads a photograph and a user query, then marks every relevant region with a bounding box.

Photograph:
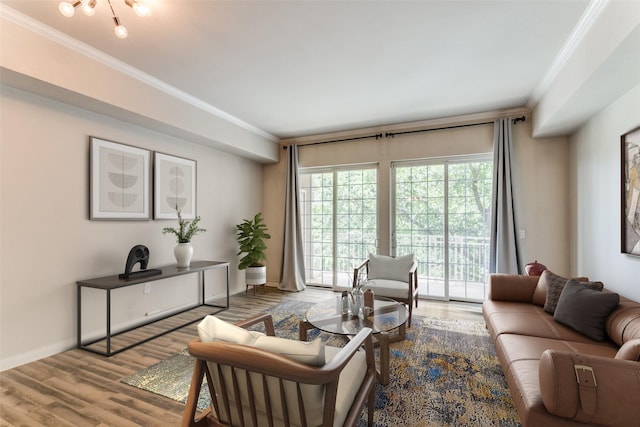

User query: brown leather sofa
[483,273,640,427]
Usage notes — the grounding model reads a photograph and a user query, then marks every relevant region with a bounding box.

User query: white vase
[174,243,193,268]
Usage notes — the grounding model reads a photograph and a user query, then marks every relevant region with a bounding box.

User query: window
[392,155,492,301]
[300,167,377,287]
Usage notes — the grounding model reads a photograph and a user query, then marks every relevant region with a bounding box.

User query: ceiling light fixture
[57,0,151,39]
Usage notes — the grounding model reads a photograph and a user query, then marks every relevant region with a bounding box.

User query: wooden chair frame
[353,259,419,327]
[182,313,376,427]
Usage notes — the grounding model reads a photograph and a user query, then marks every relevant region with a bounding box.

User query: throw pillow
[253,335,326,366]
[544,276,603,314]
[615,338,640,361]
[197,315,263,345]
[367,253,414,282]
[532,270,588,307]
[553,280,619,342]
[196,315,325,367]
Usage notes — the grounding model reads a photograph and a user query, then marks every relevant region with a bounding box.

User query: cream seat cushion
[363,278,410,299]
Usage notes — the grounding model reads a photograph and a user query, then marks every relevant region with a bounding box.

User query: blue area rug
[122,300,520,426]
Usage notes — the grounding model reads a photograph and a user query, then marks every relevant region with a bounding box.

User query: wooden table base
[299,320,406,385]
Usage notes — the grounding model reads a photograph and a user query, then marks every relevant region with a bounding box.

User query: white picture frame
[90,137,151,220]
[154,152,197,219]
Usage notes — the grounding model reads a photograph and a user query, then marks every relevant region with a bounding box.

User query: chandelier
[58,0,151,39]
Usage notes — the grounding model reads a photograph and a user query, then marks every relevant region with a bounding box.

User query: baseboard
[0,338,76,372]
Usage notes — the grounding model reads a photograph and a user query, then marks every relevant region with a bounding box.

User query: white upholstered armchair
[353,254,419,327]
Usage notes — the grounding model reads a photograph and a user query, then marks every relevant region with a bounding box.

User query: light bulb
[58,1,80,17]
[132,2,151,17]
[113,16,128,38]
[125,0,151,17]
[82,0,97,16]
[114,24,128,38]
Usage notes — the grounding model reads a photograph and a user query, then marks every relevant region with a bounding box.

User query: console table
[77,260,229,356]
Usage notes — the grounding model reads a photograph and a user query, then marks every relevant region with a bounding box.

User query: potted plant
[162,208,206,267]
[236,212,271,286]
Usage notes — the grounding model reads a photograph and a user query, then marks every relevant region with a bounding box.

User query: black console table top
[77,260,230,290]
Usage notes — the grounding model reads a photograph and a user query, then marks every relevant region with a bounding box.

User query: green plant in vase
[162,207,206,267]
[236,213,271,287]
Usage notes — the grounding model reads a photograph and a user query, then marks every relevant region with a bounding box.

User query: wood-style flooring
[0,286,482,426]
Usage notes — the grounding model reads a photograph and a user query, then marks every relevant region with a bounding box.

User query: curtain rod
[283,116,525,150]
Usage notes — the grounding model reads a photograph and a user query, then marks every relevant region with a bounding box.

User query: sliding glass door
[392,156,492,301]
[299,166,377,288]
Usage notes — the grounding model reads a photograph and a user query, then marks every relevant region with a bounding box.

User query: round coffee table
[299,295,408,385]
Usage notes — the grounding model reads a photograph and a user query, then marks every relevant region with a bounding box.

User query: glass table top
[305,295,408,336]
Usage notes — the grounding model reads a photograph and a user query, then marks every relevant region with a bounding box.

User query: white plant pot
[246,265,267,285]
[174,243,194,268]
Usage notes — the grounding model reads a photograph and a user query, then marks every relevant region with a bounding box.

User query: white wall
[571,83,640,301]
[0,85,263,370]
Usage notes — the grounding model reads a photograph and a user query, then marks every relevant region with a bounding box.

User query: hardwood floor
[0,287,482,426]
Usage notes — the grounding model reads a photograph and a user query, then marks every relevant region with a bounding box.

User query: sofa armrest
[487,274,539,302]
[539,349,640,427]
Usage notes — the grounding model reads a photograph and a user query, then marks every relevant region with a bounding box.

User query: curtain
[490,118,522,274]
[279,145,306,291]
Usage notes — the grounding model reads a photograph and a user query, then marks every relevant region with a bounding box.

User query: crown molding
[0,4,278,142]
[527,0,608,109]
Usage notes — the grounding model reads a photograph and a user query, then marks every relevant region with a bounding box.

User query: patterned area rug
[122,300,521,427]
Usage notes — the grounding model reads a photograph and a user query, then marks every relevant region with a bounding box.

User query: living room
[1,0,639,425]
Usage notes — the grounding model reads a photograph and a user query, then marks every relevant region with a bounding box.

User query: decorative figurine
[119,245,162,279]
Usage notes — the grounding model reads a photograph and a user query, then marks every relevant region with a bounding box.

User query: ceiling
[1,0,637,141]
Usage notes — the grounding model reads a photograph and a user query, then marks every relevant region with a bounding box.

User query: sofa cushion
[543,278,602,315]
[495,334,617,367]
[615,338,640,361]
[368,253,413,282]
[483,301,612,345]
[553,280,620,342]
[532,270,588,307]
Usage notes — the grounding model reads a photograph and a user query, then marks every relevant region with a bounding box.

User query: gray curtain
[490,118,522,274]
[279,145,306,291]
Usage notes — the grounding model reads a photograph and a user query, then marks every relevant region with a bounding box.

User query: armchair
[182,313,376,427]
[353,254,418,327]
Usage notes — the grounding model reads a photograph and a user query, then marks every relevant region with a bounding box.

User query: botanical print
[623,127,640,255]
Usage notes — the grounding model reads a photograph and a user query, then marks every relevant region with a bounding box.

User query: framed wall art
[621,125,640,256]
[90,137,151,220]
[154,152,197,219]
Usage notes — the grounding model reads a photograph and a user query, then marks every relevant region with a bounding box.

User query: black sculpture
[119,245,162,280]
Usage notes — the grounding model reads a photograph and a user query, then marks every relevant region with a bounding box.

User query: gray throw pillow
[553,279,619,342]
[543,274,603,314]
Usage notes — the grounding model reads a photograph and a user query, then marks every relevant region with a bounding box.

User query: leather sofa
[483,273,640,427]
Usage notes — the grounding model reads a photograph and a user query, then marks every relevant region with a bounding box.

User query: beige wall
[570,82,640,301]
[0,85,263,370]
[263,117,572,285]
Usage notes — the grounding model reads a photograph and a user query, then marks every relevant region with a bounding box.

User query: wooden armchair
[353,254,418,327]
[182,313,376,427]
